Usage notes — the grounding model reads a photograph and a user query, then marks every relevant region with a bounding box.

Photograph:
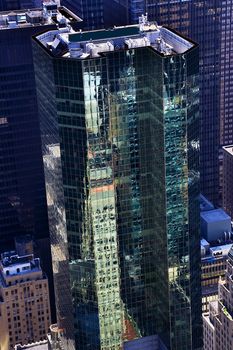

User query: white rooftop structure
[0,252,43,287]
[223,144,233,156]
[201,240,233,262]
[15,341,49,350]
[0,1,81,30]
[35,14,195,59]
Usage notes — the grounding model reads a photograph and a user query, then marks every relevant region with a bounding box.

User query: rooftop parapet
[0,252,41,278]
[35,14,196,59]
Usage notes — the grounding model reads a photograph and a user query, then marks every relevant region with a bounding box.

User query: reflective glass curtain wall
[144,0,233,204]
[33,37,201,350]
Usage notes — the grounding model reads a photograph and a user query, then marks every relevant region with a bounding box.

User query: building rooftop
[223,145,233,156]
[201,208,231,224]
[34,14,196,59]
[201,242,233,262]
[0,2,82,30]
[0,252,41,279]
[210,243,233,257]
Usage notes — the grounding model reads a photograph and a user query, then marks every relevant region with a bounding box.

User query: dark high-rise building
[142,1,233,205]
[126,0,144,23]
[0,4,81,322]
[60,0,128,30]
[33,18,202,350]
[0,3,81,249]
[0,0,19,10]
[0,0,42,11]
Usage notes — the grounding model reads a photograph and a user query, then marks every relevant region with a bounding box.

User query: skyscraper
[60,0,128,30]
[144,0,233,205]
[0,3,81,250]
[33,18,202,350]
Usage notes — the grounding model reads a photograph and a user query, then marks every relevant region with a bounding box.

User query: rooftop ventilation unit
[125,37,150,49]
[85,41,114,57]
[69,42,83,58]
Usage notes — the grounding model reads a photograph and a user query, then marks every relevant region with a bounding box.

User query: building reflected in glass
[33,18,201,350]
[60,0,129,30]
[145,0,233,205]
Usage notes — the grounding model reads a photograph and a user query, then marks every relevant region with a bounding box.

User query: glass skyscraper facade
[59,0,233,204]
[144,0,233,204]
[33,21,201,350]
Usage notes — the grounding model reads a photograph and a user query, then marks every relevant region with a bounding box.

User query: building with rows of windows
[33,16,201,350]
[0,252,51,349]
[203,246,233,350]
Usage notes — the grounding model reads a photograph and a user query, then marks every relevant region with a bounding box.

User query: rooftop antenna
[139,13,148,32]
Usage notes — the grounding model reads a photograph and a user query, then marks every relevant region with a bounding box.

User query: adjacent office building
[200,198,233,313]
[0,2,81,250]
[33,17,201,350]
[0,252,51,349]
[60,0,129,30]
[0,1,81,323]
[203,246,233,350]
[60,0,104,29]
